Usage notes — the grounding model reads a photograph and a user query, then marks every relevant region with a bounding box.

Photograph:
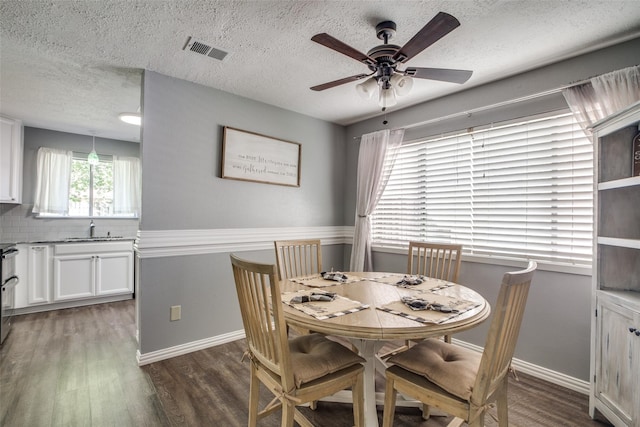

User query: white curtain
[562,65,640,134]
[32,147,72,215]
[349,128,405,272]
[113,156,141,216]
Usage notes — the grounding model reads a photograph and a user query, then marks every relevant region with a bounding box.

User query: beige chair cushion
[387,338,481,400]
[289,333,364,387]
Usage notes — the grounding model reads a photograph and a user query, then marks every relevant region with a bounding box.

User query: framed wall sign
[221,127,301,187]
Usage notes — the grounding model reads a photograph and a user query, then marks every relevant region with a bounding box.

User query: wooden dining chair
[230,254,365,427]
[382,261,537,427]
[274,239,323,280]
[407,241,463,282]
[409,241,463,344]
[379,241,464,359]
[274,239,324,337]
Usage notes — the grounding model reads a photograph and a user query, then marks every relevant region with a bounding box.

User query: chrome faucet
[89,220,95,238]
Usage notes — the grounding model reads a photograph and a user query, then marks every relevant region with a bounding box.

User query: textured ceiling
[1,1,640,142]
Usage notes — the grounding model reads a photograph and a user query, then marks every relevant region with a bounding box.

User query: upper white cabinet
[590,101,640,427]
[0,116,23,204]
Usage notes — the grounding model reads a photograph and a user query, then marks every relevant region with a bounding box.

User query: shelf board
[598,175,640,190]
[596,289,640,308]
[598,236,640,249]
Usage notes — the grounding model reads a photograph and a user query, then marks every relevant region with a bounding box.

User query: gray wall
[343,37,640,381]
[138,71,348,353]
[140,72,347,231]
[0,127,139,242]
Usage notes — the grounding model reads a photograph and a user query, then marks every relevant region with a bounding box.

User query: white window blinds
[371,111,593,266]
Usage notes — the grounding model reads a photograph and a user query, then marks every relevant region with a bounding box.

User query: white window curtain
[562,65,640,134]
[350,128,405,272]
[113,156,141,216]
[32,147,72,215]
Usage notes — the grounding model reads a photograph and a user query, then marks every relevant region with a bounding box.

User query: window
[33,148,140,218]
[371,111,593,266]
[69,154,114,216]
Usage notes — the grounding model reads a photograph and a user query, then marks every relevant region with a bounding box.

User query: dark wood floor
[1,300,612,426]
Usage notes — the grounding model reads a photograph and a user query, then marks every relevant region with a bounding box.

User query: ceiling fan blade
[311,33,375,66]
[405,67,473,84]
[393,12,461,63]
[310,74,370,91]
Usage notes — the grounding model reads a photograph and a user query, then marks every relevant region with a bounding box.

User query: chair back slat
[407,241,463,282]
[274,239,323,279]
[230,254,295,388]
[470,261,536,405]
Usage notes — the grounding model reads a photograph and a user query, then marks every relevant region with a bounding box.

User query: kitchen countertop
[18,237,135,244]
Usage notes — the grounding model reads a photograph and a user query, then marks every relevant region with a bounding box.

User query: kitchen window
[370,111,593,268]
[69,153,115,217]
[33,147,140,218]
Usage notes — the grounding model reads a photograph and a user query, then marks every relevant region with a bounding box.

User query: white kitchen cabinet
[53,241,133,301]
[14,244,51,308]
[28,245,52,305]
[590,101,640,427]
[14,245,28,309]
[54,254,96,300]
[0,115,23,204]
[95,251,133,295]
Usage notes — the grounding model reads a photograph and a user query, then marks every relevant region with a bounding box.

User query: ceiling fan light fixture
[119,112,141,126]
[310,12,472,112]
[356,77,378,99]
[378,87,397,108]
[391,74,413,96]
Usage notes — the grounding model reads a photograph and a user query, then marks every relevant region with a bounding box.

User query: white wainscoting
[135,225,354,258]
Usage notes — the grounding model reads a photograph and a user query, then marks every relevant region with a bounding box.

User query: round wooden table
[280,272,490,427]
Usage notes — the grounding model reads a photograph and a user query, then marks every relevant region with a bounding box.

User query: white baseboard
[453,339,590,395]
[14,293,133,315]
[136,329,245,366]
[136,331,589,395]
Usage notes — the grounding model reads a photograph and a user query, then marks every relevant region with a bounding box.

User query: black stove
[1,243,19,345]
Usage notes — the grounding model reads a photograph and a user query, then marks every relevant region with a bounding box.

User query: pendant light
[88,135,100,165]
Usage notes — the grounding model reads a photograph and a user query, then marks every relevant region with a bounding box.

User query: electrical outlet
[170,305,181,321]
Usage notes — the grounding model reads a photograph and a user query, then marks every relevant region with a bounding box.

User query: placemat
[282,290,369,320]
[288,273,364,288]
[370,273,454,292]
[377,294,480,324]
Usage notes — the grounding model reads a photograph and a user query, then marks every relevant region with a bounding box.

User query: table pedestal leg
[349,338,383,427]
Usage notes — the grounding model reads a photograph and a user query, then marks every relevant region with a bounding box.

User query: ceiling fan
[310,12,473,110]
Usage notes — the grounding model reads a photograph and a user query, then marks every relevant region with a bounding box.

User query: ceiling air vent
[183,37,228,61]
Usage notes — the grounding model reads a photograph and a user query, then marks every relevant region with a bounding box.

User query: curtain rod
[352,77,591,139]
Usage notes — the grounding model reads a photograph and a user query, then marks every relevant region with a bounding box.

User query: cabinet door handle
[630,327,637,334]
[636,330,640,337]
